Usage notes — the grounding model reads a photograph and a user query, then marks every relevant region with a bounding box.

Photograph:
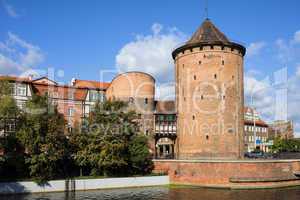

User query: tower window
[194,75,196,80]
[144,98,148,104]
[203,54,206,58]
[214,74,217,79]
[206,135,209,140]
[223,95,225,100]
[199,61,202,65]
[222,60,225,65]
[129,97,134,103]
[192,115,195,120]
[201,95,204,100]
[232,75,235,80]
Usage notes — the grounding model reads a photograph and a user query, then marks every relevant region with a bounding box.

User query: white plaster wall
[0,176,169,195]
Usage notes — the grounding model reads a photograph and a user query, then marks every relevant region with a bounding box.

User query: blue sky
[1,0,300,135]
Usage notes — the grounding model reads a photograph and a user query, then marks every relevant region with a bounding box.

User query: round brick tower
[106,71,155,136]
[172,19,246,159]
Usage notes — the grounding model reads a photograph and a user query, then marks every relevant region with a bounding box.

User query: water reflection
[1,186,300,200]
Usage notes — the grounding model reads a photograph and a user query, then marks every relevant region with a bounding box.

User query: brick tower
[173,19,246,159]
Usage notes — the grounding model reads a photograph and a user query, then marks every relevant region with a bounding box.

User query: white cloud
[116,23,186,83]
[244,66,300,137]
[155,82,175,100]
[247,41,266,57]
[275,31,300,63]
[293,30,300,44]
[0,32,44,75]
[296,64,300,77]
[2,0,19,18]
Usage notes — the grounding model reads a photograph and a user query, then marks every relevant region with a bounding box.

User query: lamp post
[251,95,256,152]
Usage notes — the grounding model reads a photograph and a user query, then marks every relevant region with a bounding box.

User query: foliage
[271,137,300,153]
[71,100,153,177]
[128,135,154,175]
[0,80,13,97]
[1,93,154,181]
[16,94,68,183]
[0,80,27,179]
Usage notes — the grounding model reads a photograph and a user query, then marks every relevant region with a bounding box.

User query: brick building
[269,120,294,140]
[172,19,246,159]
[154,101,177,159]
[244,107,270,152]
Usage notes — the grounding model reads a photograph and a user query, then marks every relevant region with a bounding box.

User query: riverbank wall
[153,159,300,189]
[0,176,169,195]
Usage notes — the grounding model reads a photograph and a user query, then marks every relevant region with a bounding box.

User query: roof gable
[32,77,57,85]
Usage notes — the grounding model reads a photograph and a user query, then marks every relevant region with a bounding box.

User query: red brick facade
[154,160,300,188]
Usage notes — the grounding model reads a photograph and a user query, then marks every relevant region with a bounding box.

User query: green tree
[17,94,68,183]
[71,100,153,177]
[0,80,13,96]
[271,137,300,153]
[128,135,154,175]
[0,80,26,180]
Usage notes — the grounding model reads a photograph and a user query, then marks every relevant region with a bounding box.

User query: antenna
[204,0,209,19]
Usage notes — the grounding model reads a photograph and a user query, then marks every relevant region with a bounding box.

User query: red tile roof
[244,120,269,127]
[73,79,110,90]
[32,84,87,101]
[0,75,32,83]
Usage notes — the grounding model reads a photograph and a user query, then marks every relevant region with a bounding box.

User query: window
[222,60,225,65]
[68,107,75,117]
[194,75,196,80]
[129,97,134,103]
[192,115,195,120]
[199,61,202,65]
[167,115,174,121]
[206,135,209,140]
[68,90,74,100]
[159,115,164,121]
[144,98,148,104]
[89,90,98,101]
[11,83,16,95]
[223,95,225,100]
[99,93,106,102]
[16,84,26,96]
[214,74,217,79]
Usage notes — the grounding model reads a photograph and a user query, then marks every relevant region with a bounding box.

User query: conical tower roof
[186,18,230,45]
[172,19,246,58]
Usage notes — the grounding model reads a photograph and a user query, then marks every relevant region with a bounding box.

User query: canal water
[1,186,300,200]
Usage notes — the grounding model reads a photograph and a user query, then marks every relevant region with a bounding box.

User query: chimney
[28,74,34,80]
[71,78,76,86]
